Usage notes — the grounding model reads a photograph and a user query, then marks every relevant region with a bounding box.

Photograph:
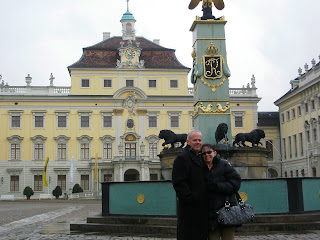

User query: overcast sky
[1,0,319,111]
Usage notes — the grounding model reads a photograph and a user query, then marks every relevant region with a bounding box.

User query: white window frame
[299,132,304,156]
[286,111,290,122]
[297,106,302,117]
[54,135,70,160]
[101,111,113,129]
[147,135,159,160]
[311,99,315,111]
[9,110,23,129]
[282,138,287,160]
[78,111,92,129]
[232,112,245,129]
[32,111,47,129]
[7,135,24,161]
[10,175,20,192]
[81,174,90,191]
[34,174,43,192]
[100,135,115,160]
[313,128,317,142]
[291,108,296,119]
[281,113,285,123]
[57,175,67,191]
[293,134,297,157]
[77,135,93,160]
[55,111,69,129]
[103,79,113,88]
[31,135,47,161]
[81,78,90,88]
[148,79,157,89]
[168,111,181,129]
[305,102,309,113]
[288,136,292,158]
[147,112,159,129]
[126,79,134,87]
[169,79,179,89]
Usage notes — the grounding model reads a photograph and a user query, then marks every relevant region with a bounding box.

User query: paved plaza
[0,200,320,240]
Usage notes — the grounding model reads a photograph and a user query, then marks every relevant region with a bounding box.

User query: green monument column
[190,16,232,145]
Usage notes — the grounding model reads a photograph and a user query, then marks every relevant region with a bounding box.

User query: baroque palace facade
[275,58,320,178]
[0,6,274,197]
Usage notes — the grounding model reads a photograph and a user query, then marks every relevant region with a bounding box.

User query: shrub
[72,183,83,193]
[23,186,34,198]
[52,186,62,197]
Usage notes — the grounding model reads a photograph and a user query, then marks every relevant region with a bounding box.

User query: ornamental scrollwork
[194,102,230,116]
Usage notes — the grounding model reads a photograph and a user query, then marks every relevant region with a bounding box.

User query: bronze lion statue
[158,130,187,148]
[215,123,229,144]
[233,129,265,147]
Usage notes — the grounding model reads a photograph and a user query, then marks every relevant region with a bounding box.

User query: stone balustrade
[188,87,257,97]
[0,85,70,95]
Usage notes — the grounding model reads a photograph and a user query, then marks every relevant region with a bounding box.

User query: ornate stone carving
[123,92,137,115]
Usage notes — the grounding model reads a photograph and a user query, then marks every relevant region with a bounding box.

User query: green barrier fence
[102,178,320,216]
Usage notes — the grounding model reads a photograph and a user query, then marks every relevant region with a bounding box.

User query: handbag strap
[235,192,243,204]
[224,192,243,205]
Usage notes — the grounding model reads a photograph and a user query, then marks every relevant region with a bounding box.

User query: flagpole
[43,157,50,195]
[94,153,98,194]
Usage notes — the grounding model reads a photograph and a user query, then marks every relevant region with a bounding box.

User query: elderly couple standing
[172,130,241,240]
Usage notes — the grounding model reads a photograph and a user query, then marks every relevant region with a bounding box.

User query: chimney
[153,39,160,45]
[103,32,111,40]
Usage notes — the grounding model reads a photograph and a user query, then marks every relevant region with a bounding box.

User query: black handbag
[216,192,255,226]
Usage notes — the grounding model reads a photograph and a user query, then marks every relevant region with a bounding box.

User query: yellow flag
[43,157,49,187]
[94,154,98,182]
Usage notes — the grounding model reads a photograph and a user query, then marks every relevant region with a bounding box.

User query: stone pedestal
[158,148,183,180]
[214,145,269,179]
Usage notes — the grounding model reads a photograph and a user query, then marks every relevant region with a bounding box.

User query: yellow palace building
[275,59,320,178]
[0,5,265,197]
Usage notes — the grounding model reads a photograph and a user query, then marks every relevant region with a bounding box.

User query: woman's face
[202,146,216,164]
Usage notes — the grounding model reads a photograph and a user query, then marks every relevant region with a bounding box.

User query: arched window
[54,135,70,160]
[126,23,132,35]
[124,169,140,181]
[7,135,24,160]
[31,135,47,160]
[77,135,93,160]
[100,135,115,160]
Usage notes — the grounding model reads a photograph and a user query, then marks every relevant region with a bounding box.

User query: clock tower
[117,0,144,68]
[120,0,136,41]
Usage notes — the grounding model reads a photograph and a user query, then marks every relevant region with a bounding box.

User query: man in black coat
[172,130,208,240]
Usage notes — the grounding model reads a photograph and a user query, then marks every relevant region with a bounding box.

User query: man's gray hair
[187,130,202,140]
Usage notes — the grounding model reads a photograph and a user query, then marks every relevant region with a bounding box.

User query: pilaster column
[314,94,320,145]
[119,163,123,182]
[141,163,145,181]
[98,168,102,191]
[91,168,94,192]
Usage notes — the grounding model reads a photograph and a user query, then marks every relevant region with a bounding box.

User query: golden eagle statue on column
[189,0,225,10]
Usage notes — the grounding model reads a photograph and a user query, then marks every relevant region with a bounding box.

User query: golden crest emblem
[137,194,145,204]
[202,41,223,80]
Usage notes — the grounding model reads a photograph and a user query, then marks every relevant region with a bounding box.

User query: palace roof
[68,37,190,72]
[257,112,280,127]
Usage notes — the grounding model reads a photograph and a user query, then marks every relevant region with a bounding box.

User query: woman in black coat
[202,143,241,240]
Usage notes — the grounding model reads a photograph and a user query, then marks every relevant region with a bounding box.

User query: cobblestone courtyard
[0,200,320,240]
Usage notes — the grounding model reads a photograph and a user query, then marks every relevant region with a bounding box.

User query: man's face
[187,132,202,153]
